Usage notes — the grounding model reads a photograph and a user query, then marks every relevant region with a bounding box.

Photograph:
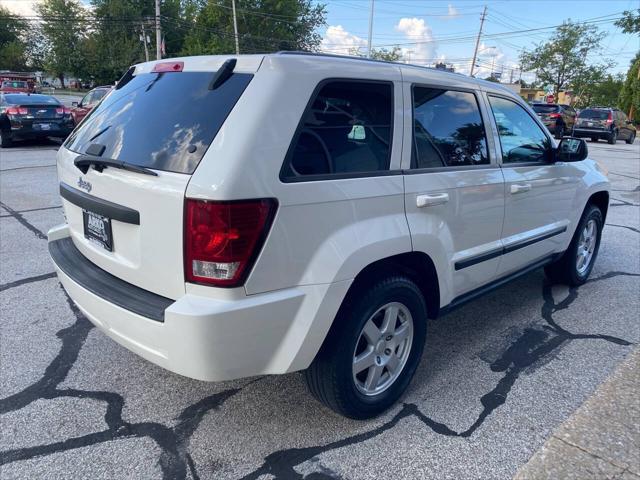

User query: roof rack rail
[275,50,466,76]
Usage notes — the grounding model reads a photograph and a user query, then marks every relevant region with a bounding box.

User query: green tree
[619,53,640,121]
[0,6,28,70]
[370,47,402,62]
[37,0,88,87]
[181,0,326,55]
[520,21,611,101]
[573,73,624,108]
[615,9,640,34]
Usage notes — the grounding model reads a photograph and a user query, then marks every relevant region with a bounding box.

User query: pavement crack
[239,270,637,478]
[606,223,640,234]
[0,200,47,239]
[0,284,246,479]
[0,272,57,292]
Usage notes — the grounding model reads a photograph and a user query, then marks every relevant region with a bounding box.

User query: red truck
[0,72,37,93]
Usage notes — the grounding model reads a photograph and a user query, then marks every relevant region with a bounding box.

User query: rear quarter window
[281,80,393,180]
[64,71,253,174]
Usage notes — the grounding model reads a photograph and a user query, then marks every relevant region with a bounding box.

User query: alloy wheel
[352,302,414,396]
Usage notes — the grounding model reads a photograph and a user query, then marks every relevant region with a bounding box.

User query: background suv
[48,54,610,419]
[574,107,636,144]
[531,102,576,139]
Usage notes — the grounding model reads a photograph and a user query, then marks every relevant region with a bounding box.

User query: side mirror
[556,137,588,162]
[71,101,78,107]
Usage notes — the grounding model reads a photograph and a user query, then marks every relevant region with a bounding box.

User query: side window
[80,92,94,107]
[412,87,488,168]
[284,80,393,178]
[92,89,107,104]
[488,96,552,164]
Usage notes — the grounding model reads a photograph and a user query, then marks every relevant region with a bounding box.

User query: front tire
[304,276,427,419]
[544,205,603,286]
[625,132,636,145]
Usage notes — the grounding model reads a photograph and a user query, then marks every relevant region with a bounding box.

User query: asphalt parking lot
[0,138,638,479]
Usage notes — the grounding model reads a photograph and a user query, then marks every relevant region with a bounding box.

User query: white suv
[48,54,609,419]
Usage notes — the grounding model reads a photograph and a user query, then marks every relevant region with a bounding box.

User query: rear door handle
[416,193,449,207]
[510,183,532,194]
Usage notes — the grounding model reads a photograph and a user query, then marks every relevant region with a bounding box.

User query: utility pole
[155,0,161,60]
[470,5,487,77]
[231,0,240,55]
[140,22,149,62]
[367,0,375,58]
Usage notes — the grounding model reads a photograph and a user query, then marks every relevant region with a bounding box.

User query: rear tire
[544,205,603,286]
[304,276,427,419]
[0,129,13,148]
[590,137,598,143]
[607,130,617,145]
[626,132,636,145]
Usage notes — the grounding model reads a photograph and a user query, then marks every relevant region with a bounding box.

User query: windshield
[579,109,609,120]
[532,105,559,114]
[64,71,253,174]
[4,94,59,105]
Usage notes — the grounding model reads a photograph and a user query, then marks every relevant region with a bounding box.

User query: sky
[2,0,638,83]
[320,0,639,81]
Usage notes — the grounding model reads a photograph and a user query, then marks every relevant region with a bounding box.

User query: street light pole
[155,0,161,59]
[367,0,375,58]
[470,5,487,77]
[231,0,240,55]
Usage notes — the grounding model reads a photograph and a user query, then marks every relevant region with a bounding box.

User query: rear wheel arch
[338,252,441,321]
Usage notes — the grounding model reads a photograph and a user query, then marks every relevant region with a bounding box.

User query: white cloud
[395,17,437,64]
[473,43,505,78]
[321,25,367,56]
[0,0,41,16]
[447,4,459,19]
[0,0,92,18]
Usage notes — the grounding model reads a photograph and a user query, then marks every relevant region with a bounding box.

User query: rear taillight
[549,113,561,118]
[6,106,27,115]
[56,106,71,115]
[184,198,277,287]
[606,112,613,124]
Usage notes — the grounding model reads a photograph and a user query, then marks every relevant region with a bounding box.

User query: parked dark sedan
[531,103,577,139]
[0,93,75,147]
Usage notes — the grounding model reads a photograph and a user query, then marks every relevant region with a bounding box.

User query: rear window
[532,104,559,114]
[64,71,253,174]
[579,109,609,120]
[4,94,59,105]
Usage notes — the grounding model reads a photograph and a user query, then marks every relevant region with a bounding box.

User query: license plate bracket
[82,210,113,251]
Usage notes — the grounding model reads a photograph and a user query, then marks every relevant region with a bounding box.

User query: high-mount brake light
[184,199,277,287]
[152,61,184,73]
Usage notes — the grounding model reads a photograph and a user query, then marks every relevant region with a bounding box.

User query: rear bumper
[48,224,350,381]
[573,128,609,138]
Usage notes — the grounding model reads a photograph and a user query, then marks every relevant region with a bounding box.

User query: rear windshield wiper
[74,155,158,176]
